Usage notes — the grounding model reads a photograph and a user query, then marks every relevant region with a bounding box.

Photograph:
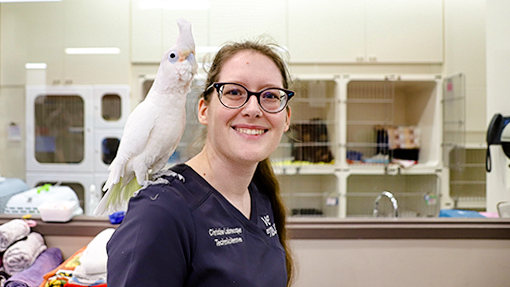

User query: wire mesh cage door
[274,79,337,165]
[346,81,395,165]
[443,73,466,172]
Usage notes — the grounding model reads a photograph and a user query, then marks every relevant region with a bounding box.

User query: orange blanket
[39,246,86,287]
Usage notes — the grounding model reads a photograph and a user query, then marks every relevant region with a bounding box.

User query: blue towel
[439,209,485,218]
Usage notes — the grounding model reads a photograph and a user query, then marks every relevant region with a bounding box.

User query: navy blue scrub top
[106,163,287,287]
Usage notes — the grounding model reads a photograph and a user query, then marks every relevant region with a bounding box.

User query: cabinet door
[64,0,130,84]
[365,0,443,63]
[443,73,466,169]
[288,0,365,63]
[0,2,64,86]
[209,0,287,47]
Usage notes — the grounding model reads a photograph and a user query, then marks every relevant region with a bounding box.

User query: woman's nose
[242,95,263,116]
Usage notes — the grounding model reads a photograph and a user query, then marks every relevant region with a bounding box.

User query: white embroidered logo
[208,226,244,247]
[261,215,277,237]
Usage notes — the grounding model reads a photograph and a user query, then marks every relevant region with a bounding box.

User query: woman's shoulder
[132,163,212,211]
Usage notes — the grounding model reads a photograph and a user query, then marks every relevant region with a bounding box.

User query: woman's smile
[233,126,268,136]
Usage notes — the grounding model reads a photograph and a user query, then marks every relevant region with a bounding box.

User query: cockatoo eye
[168,50,178,63]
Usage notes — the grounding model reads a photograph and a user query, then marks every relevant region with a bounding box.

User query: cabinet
[131,0,287,63]
[0,0,130,86]
[25,85,130,214]
[276,74,445,218]
[287,0,443,63]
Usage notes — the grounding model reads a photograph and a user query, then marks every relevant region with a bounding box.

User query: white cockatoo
[94,19,197,216]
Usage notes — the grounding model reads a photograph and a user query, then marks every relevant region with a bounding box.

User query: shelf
[292,98,336,104]
[346,120,394,125]
[450,181,486,185]
[291,119,337,125]
[291,142,335,148]
[455,197,486,209]
[346,142,389,147]
[345,192,430,197]
[453,163,485,168]
[346,99,394,104]
[273,164,337,175]
[347,163,440,175]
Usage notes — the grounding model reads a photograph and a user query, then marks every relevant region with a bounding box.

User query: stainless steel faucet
[373,191,399,217]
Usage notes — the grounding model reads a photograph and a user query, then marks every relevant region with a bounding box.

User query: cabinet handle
[368,56,377,62]
[52,79,61,85]
[65,79,73,85]
[356,56,364,62]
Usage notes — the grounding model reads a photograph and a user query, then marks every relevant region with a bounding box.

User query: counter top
[1,215,509,240]
[287,217,510,239]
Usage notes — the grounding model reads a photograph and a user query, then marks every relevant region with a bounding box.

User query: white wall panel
[365,0,443,63]
[288,0,365,63]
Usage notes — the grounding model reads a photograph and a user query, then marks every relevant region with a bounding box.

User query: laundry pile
[0,219,114,287]
[40,228,114,287]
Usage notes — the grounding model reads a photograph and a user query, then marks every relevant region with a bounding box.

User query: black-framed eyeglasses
[209,82,295,113]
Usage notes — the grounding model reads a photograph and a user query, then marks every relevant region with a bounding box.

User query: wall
[0,0,488,179]
[444,0,487,145]
[291,239,510,287]
[486,0,510,211]
[40,236,510,286]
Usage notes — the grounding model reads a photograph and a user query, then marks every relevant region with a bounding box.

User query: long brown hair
[199,40,294,286]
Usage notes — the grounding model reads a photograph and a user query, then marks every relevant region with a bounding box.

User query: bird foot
[152,169,186,182]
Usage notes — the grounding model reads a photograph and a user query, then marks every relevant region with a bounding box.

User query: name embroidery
[261,215,277,237]
[209,226,244,247]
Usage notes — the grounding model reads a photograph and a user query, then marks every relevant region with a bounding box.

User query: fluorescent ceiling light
[25,63,47,69]
[139,0,211,10]
[0,0,61,2]
[65,47,121,55]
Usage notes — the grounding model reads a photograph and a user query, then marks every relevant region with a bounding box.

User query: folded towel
[3,232,47,275]
[0,219,31,252]
[70,228,114,285]
[4,247,62,287]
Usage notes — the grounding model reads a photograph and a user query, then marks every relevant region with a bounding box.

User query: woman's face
[198,50,291,165]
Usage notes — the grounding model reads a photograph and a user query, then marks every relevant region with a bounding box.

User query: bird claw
[135,170,185,196]
[152,169,185,182]
[139,177,170,192]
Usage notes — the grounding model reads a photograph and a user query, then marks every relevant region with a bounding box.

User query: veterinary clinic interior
[0,0,509,286]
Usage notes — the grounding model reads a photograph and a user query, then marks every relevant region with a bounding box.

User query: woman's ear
[197,98,208,125]
[283,107,291,132]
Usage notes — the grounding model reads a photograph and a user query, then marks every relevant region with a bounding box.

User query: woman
[107,40,295,286]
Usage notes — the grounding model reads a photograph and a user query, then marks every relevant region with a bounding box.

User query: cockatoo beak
[180,50,197,72]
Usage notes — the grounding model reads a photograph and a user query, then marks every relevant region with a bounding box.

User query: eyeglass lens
[219,83,288,112]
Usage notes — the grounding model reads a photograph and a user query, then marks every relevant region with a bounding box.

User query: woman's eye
[225,89,242,96]
[262,91,279,100]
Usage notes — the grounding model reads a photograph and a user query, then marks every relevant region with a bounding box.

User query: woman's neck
[186,148,256,218]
